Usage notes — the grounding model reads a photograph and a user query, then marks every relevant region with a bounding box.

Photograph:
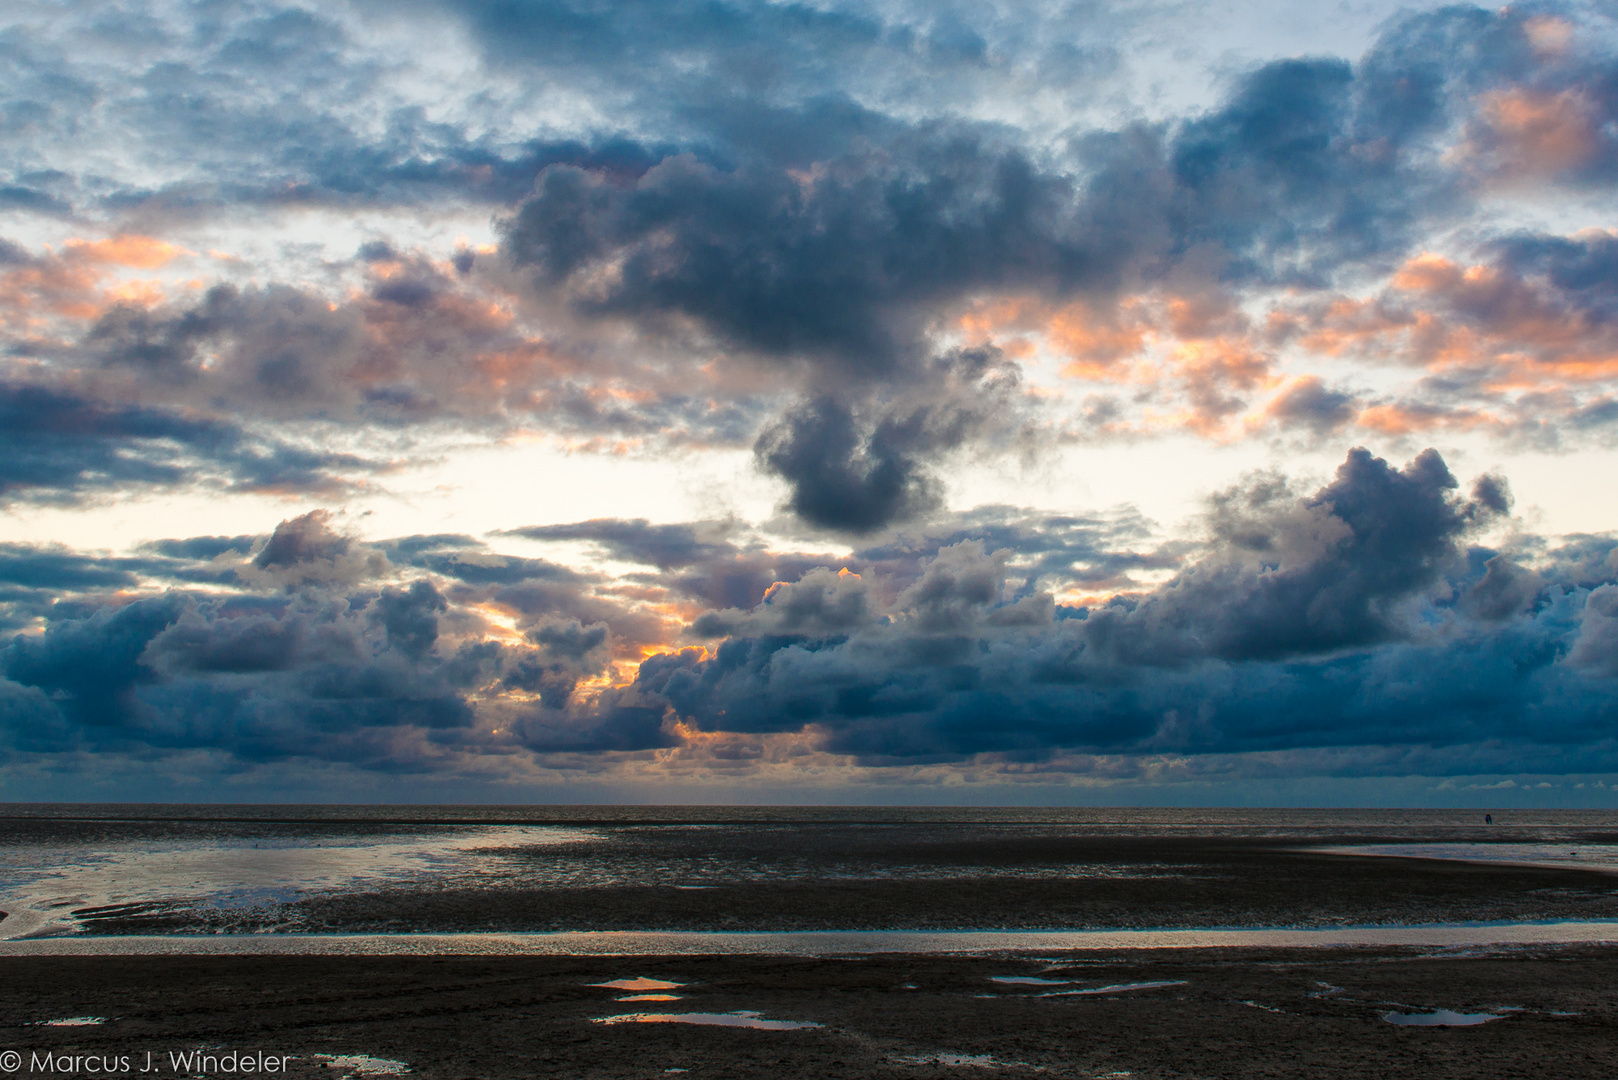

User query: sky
[2,0,1617,805]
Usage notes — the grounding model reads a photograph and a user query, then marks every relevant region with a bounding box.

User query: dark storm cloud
[628,448,1618,765]
[0,519,685,763]
[0,584,484,762]
[502,138,1084,373]
[759,352,1028,532]
[497,5,1556,362]
[3,595,185,728]
[754,394,947,534]
[370,580,448,660]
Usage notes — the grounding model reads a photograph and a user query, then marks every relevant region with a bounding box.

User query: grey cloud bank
[0,448,1614,798]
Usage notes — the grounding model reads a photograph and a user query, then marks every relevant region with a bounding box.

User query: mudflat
[52,834,1618,935]
[2,947,1614,1080]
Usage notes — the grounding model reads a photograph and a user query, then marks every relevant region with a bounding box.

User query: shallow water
[0,825,589,939]
[592,1010,820,1030]
[4,806,1617,940]
[589,977,684,990]
[1,922,1616,956]
[1381,1009,1504,1026]
[1038,980,1188,997]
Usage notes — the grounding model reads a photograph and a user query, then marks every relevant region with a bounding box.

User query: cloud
[4,4,1615,521]
[0,381,389,504]
[753,347,1030,532]
[3,3,1618,793]
[370,580,449,660]
[628,447,1613,766]
[0,447,1613,782]
[502,518,739,570]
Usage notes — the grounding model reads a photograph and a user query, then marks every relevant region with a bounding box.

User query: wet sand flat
[2,948,1614,1079]
[34,835,1618,937]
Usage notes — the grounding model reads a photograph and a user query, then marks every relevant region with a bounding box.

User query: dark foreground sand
[2,947,1614,1079]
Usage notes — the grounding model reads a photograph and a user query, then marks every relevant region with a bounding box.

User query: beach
[2,807,1617,1077]
[3,947,1615,1079]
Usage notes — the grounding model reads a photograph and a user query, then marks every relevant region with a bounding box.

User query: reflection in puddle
[895,1052,1006,1067]
[593,1010,820,1031]
[311,1054,412,1075]
[990,976,1070,986]
[38,1017,105,1026]
[0,827,592,940]
[618,994,682,1002]
[1040,980,1187,997]
[590,977,685,991]
[1382,1009,1504,1027]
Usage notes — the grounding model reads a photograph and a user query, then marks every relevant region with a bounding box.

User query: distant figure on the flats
[1485,814,1493,824]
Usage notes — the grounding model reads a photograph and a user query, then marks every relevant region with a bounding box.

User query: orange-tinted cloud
[958,289,1279,442]
[1456,87,1598,182]
[0,236,191,331]
[1287,250,1618,387]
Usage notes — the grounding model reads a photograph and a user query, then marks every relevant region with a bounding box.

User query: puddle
[618,994,682,1002]
[1382,1009,1505,1027]
[1040,980,1187,997]
[1308,982,1343,998]
[311,1054,412,1075]
[38,1017,105,1026]
[590,977,685,991]
[895,1052,1006,1067]
[991,976,1070,986]
[593,1011,820,1031]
